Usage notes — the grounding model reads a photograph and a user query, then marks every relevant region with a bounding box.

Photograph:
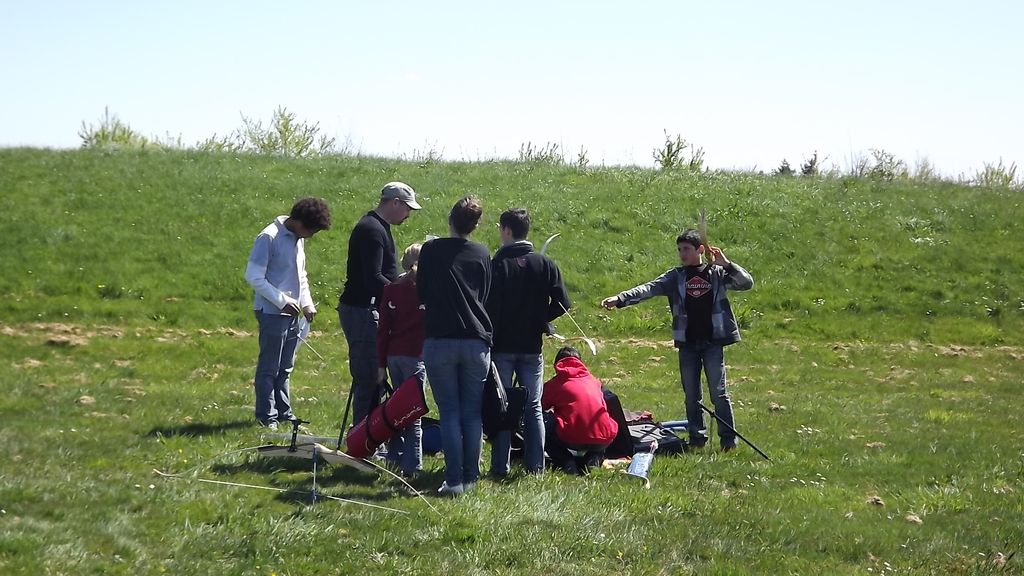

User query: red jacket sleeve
[541,378,555,411]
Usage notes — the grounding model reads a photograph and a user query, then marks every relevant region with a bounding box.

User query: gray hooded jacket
[614,262,753,346]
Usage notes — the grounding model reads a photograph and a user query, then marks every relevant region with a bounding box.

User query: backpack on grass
[603,389,685,459]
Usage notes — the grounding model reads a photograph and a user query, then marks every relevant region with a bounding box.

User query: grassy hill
[2,148,1021,341]
[1,149,1021,574]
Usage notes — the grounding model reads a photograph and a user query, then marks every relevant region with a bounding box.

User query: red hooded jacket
[541,356,619,446]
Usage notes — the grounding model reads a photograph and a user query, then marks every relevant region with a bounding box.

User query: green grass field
[1,148,1022,574]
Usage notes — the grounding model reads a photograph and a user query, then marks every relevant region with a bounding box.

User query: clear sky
[3,1,1022,177]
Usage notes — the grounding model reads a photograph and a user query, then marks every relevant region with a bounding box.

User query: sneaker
[437,482,465,497]
[257,420,278,431]
[687,439,707,449]
[721,443,737,452]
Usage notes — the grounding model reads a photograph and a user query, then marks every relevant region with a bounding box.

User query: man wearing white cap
[338,182,421,426]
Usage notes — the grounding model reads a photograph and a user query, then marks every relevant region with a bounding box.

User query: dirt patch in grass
[46,334,90,347]
[0,322,255,345]
[14,358,44,369]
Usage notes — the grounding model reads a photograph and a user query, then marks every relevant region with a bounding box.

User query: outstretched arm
[601,269,675,309]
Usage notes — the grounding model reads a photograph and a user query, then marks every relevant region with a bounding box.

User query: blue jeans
[253,311,300,423]
[424,338,490,487]
[338,303,381,426]
[489,352,545,475]
[678,341,736,447]
[385,356,426,475]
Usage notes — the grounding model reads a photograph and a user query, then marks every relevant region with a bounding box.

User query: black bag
[481,363,527,439]
[626,419,685,456]
[421,416,441,455]
[603,388,684,458]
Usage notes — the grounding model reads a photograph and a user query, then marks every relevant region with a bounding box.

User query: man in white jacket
[245,197,331,430]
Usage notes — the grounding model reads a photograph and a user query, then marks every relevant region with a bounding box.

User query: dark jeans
[489,352,545,476]
[543,412,609,474]
[338,303,382,426]
[678,340,736,448]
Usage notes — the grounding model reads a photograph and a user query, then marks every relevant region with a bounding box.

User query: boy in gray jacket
[601,229,753,450]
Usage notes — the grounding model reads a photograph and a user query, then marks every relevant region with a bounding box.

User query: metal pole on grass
[698,402,770,461]
[336,382,355,451]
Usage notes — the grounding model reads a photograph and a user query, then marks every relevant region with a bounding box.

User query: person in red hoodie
[541,346,619,475]
[376,243,426,477]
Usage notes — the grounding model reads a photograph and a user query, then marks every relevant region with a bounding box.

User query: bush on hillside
[973,159,1020,190]
[197,106,335,157]
[912,157,941,183]
[653,130,704,172]
[868,148,908,181]
[773,159,794,176]
[800,151,822,176]
[517,141,564,165]
[79,107,152,150]
[574,146,590,171]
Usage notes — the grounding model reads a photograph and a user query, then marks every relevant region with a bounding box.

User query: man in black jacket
[338,182,420,426]
[486,208,571,477]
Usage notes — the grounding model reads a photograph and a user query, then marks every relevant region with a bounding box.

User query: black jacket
[339,211,398,308]
[487,241,571,354]
[417,237,493,345]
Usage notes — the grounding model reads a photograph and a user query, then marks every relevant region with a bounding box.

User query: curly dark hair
[449,196,483,236]
[290,197,332,231]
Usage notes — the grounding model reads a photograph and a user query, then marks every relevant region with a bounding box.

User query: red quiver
[345,375,429,459]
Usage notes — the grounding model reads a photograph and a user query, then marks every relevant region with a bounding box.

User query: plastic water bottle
[626,440,658,488]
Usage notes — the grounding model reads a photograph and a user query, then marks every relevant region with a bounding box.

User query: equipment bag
[481,362,527,439]
[603,388,684,458]
[626,419,685,456]
[421,417,441,455]
[345,375,429,459]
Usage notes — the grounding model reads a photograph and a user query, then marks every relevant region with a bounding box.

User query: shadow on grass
[204,457,428,507]
[146,420,253,438]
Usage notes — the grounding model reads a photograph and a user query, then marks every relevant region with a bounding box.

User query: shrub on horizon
[653,130,704,172]
[973,159,1020,190]
[912,157,942,183]
[197,106,336,158]
[574,146,590,172]
[868,149,908,182]
[800,151,823,176]
[773,159,794,176]
[78,107,152,150]
[517,141,564,165]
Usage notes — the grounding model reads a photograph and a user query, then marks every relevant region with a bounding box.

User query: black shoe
[582,453,604,471]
